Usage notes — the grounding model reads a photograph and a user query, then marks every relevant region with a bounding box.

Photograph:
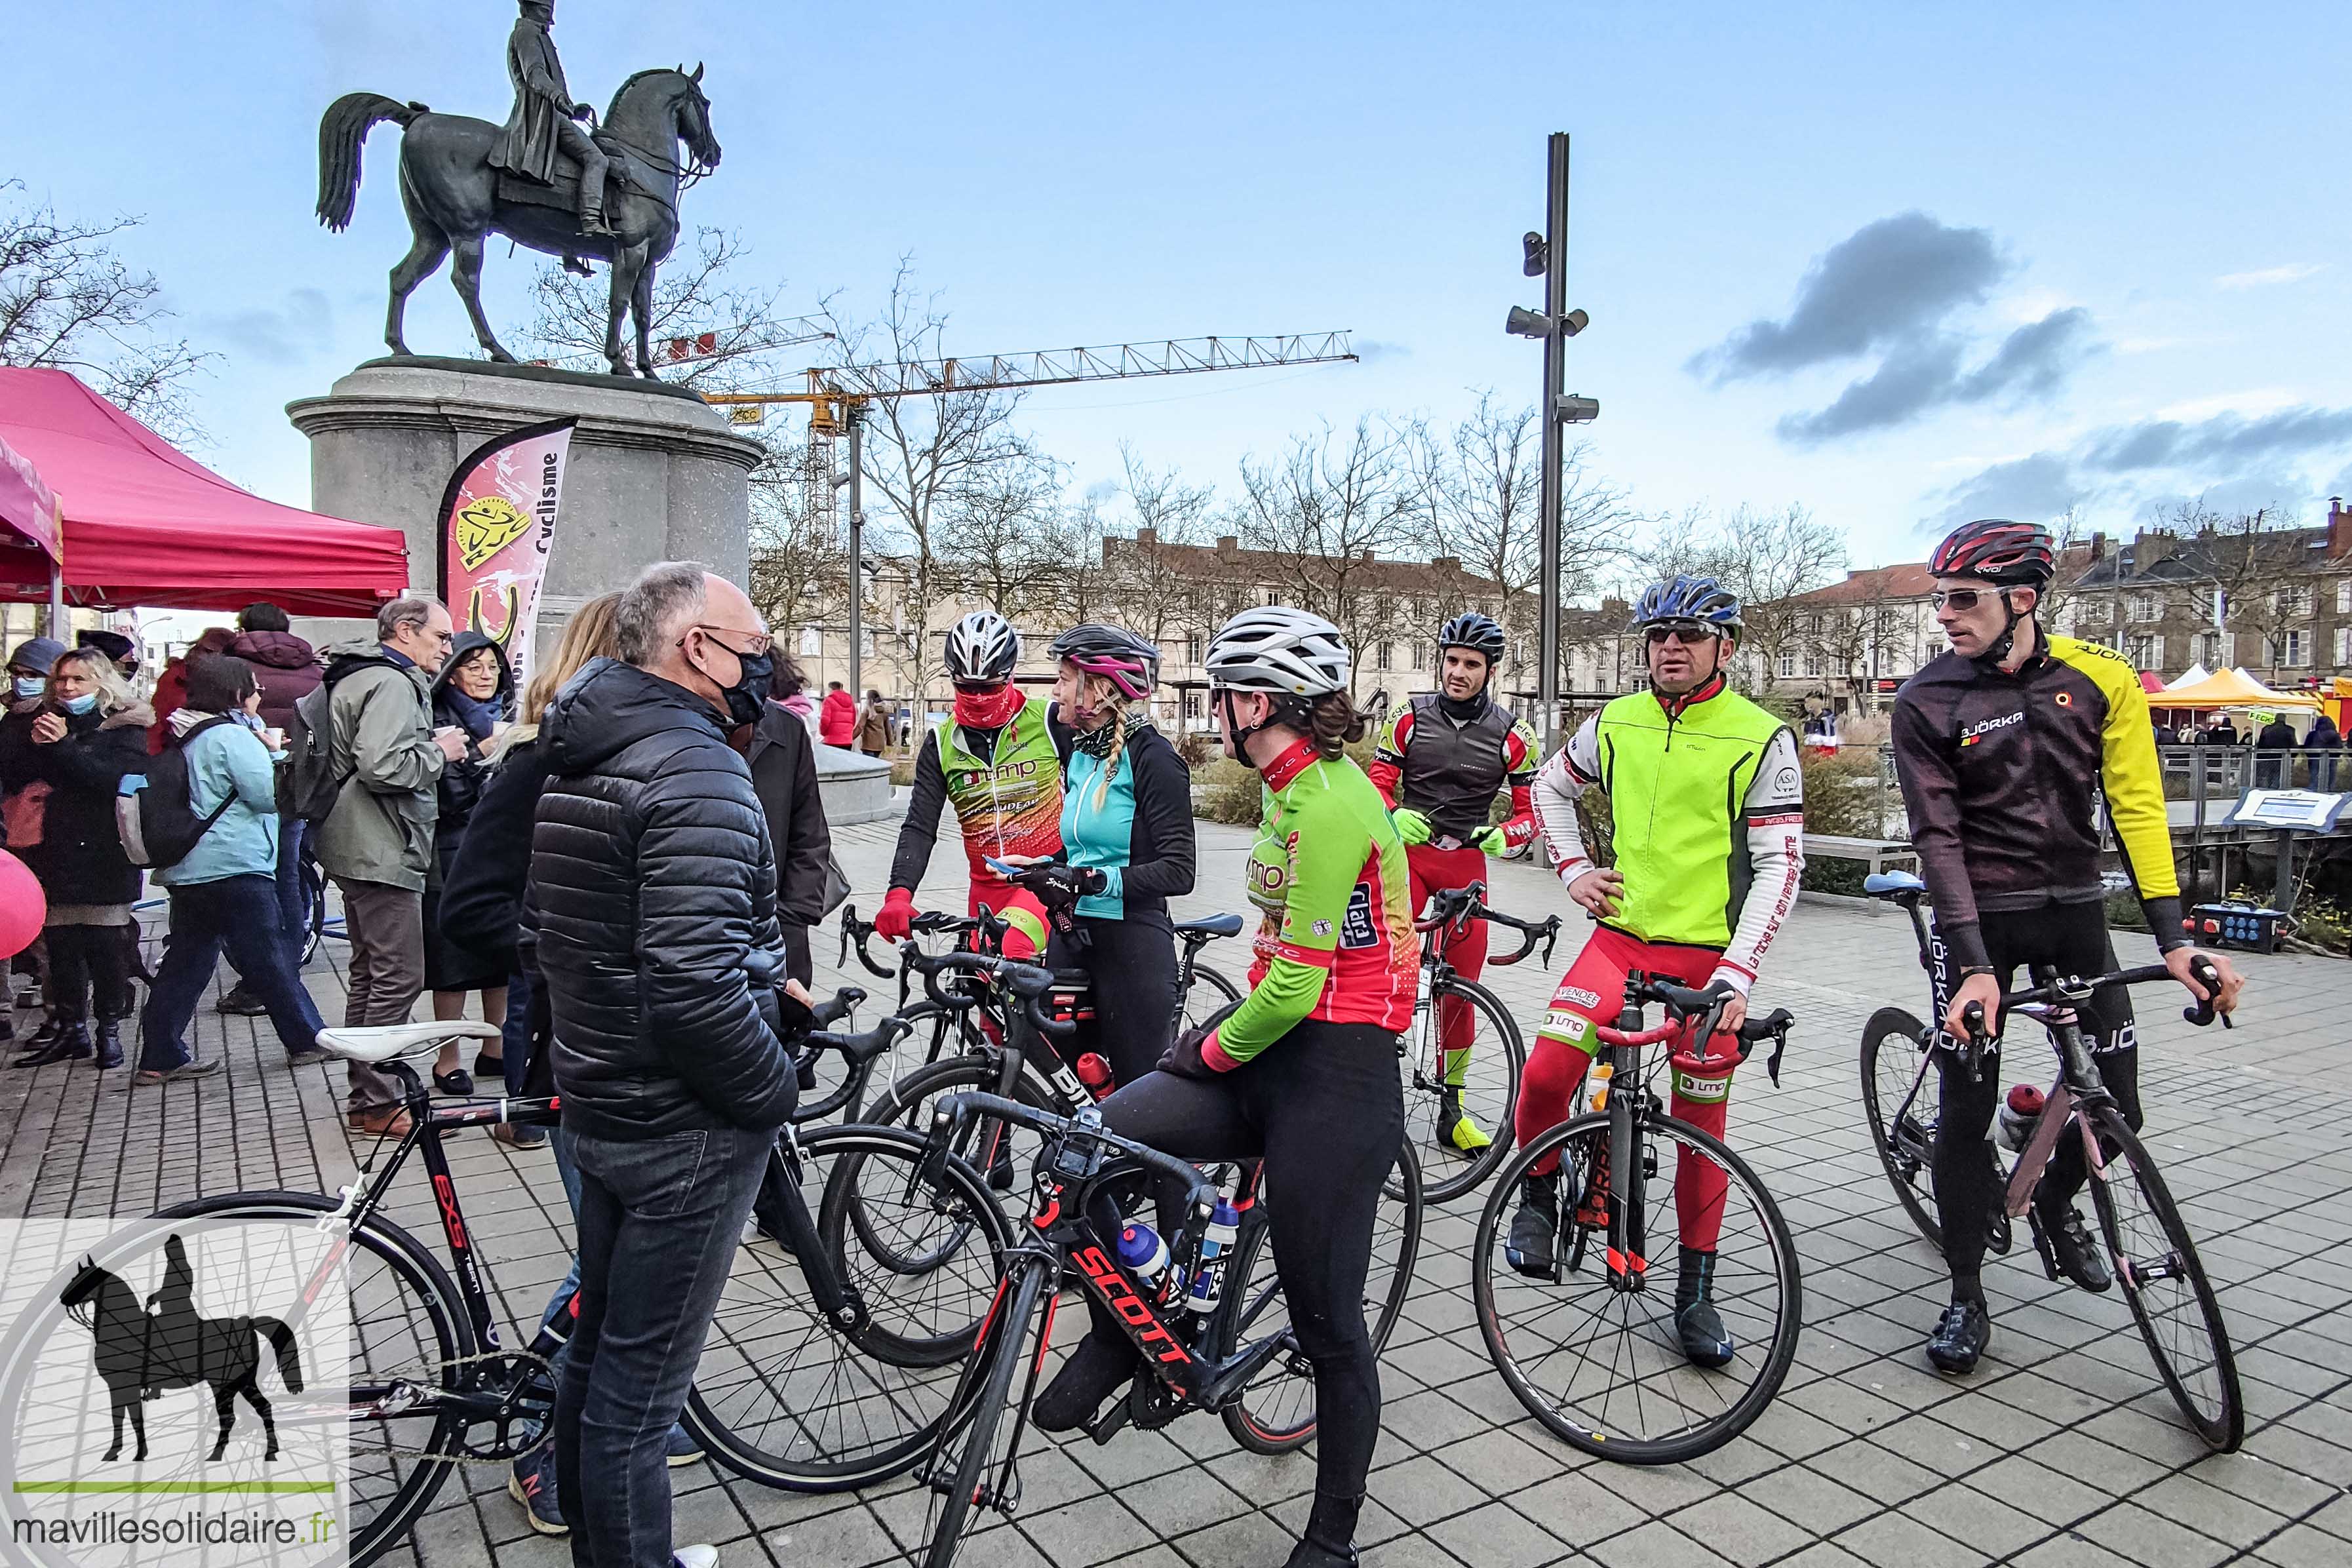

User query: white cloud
[2214,263,2324,291]
[2154,389,2302,422]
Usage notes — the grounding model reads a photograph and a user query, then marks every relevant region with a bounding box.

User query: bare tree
[1108,446,1216,645]
[1048,491,1124,629]
[1234,418,1419,697]
[0,183,210,441]
[935,449,1066,616]
[1411,392,1637,604]
[523,227,828,390]
[745,433,846,646]
[1629,502,1846,686]
[2174,499,2307,678]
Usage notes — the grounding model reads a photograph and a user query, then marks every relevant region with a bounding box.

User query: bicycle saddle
[315,1020,503,1065]
[1863,869,1928,900]
[1174,913,1245,939]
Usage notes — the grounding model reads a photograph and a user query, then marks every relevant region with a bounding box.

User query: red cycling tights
[1405,842,1487,1082]
[1515,924,1737,1250]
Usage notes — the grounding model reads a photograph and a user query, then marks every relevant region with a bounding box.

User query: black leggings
[1929,903,2144,1296]
[47,924,134,1024]
[1084,1021,1403,1535]
[1046,912,1179,1089]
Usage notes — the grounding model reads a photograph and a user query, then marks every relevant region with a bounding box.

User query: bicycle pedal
[1987,1210,2014,1257]
[2025,1208,2060,1282]
[1084,1393,1134,1445]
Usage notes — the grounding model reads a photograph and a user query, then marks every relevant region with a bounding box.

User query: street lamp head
[1561,307,1590,338]
[1505,305,1551,340]
[1521,232,1548,278]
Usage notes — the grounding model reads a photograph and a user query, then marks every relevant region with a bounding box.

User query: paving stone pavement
[1,805,2347,1568]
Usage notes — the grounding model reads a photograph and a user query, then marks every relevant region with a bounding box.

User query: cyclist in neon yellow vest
[874,610,1063,957]
[1514,576,1805,1369]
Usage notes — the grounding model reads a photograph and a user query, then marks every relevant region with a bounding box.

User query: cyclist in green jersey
[1032,605,1413,1568]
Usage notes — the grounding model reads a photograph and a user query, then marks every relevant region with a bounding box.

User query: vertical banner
[435,417,576,692]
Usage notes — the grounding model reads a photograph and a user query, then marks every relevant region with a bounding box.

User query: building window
[1802,650,1822,678]
[2278,630,2310,667]
[2197,632,2222,667]
[2278,584,2315,617]
[1264,587,1282,607]
[1409,642,1426,671]
[2334,626,2350,666]
[2338,580,2351,616]
[861,629,876,659]
[2128,633,2162,669]
[1776,650,1796,678]
[797,627,821,657]
[1375,641,1394,673]
[2130,593,2159,623]
[1185,635,1204,665]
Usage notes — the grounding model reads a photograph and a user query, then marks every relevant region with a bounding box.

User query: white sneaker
[672,1548,718,1568]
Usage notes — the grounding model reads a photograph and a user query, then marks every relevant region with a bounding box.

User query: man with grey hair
[530,562,794,1568]
[315,595,467,1133]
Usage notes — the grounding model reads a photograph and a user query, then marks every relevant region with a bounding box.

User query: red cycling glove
[874,886,916,942]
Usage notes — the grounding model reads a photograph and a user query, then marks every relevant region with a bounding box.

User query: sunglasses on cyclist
[1931,588,2011,612]
[1643,622,1715,646]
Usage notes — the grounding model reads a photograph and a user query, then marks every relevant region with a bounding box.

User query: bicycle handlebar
[1414,881,1561,968]
[899,949,1074,1040]
[929,1089,1218,1217]
[1957,954,2228,1080]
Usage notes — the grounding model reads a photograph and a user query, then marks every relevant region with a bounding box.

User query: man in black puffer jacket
[528,560,791,1568]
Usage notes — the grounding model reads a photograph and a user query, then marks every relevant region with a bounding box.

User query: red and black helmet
[1929,519,2054,586]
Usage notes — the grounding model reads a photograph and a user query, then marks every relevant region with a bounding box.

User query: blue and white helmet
[1630,575,1743,638]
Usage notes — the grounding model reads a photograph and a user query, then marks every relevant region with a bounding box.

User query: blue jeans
[554,1124,769,1568]
[140,874,323,1070]
[274,817,308,952]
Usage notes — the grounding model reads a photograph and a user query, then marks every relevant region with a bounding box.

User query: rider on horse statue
[489,0,612,238]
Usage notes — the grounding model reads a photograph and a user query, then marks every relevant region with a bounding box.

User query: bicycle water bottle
[1118,1222,1171,1292]
[1187,1191,1243,1314]
[1995,1083,2046,1152]
[1585,1061,1615,1114]
[1076,1053,1117,1103]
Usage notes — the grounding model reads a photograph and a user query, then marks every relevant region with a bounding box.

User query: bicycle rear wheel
[920,1260,1052,1568]
[2080,1103,2244,1451]
[1177,964,1242,1036]
[682,1126,1013,1493]
[1474,1113,1801,1464]
[1400,976,1523,1205]
[1861,1008,2012,1257]
[1222,1135,1424,1454]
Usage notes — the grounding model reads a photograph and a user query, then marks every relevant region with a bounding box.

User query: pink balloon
[0,850,47,960]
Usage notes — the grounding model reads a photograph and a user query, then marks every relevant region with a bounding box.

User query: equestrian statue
[315,0,721,378]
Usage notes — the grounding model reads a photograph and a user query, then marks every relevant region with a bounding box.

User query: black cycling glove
[1013,861,1107,912]
[1157,1023,1222,1080]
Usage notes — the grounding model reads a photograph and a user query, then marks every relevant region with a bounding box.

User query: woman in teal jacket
[135,656,325,1083]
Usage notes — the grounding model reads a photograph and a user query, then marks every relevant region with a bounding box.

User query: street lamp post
[1506,132,1596,756]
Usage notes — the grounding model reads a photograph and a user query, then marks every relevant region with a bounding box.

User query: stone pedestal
[814,743,896,826]
[288,357,764,645]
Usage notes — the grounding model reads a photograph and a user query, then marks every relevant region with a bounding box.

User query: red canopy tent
[0,368,408,617]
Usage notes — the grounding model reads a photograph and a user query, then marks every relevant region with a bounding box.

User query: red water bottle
[1076,1053,1116,1103]
[1995,1083,2046,1153]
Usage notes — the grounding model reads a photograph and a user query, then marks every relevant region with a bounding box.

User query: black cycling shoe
[1282,1540,1359,1568]
[2033,1192,2113,1293]
[1506,1173,1560,1278]
[1925,1298,1991,1374]
[1674,1249,1736,1369]
[1032,1331,1141,1434]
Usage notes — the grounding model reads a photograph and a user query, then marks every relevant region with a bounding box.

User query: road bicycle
[912,1087,1421,1567]
[1858,869,2243,1450]
[1473,973,1802,1462]
[1403,881,1558,1204]
[0,977,1008,1565]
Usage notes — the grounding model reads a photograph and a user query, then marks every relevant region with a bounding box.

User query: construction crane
[700,331,1358,694]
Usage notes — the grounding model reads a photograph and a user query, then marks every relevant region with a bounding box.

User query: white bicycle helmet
[1206,605,1352,698]
[943,610,1019,683]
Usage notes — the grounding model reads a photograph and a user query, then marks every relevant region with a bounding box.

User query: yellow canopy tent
[2153,667,2320,711]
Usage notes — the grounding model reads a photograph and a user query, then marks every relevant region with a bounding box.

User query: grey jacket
[313,641,446,892]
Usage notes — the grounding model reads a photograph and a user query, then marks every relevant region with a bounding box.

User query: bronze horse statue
[316,66,720,377]
[60,1236,305,1463]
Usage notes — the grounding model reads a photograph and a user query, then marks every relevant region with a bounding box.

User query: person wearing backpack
[215,602,324,1017]
[134,656,326,1084]
[0,648,151,1070]
[311,597,467,1136]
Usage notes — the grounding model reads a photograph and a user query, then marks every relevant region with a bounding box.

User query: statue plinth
[288,358,762,638]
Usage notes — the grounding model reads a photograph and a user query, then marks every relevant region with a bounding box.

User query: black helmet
[1046,623,1161,700]
[1438,612,1507,660]
[1929,519,2054,587]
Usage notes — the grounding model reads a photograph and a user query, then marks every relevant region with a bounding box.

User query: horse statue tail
[252,1316,305,1394]
[317,92,425,232]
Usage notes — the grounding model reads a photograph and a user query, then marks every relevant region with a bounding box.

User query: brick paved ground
[2,808,2347,1568]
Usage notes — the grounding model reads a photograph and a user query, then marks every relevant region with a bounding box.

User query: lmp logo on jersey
[1959,711,2025,746]
[1339,884,1379,949]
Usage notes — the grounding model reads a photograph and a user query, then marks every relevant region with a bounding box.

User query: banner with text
[435,418,576,692]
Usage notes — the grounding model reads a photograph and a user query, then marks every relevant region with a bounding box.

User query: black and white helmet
[943,610,1019,683]
[1438,611,1507,659]
[1205,605,1352,698]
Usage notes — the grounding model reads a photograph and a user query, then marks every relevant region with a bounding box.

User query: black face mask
[711,648,772,728]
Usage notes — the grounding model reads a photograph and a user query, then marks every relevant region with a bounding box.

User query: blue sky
[8,1,2349,574]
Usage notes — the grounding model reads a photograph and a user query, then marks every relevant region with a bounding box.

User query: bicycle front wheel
[1222,1135,1424,1454]
[682,1125,1014,1493]
[1177,964,1243,1036]
[1474,1113,1801,1464]
[2081,1103,2244,1451]
[1400,976,1523,1205]
[920,1260,1051,1568]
